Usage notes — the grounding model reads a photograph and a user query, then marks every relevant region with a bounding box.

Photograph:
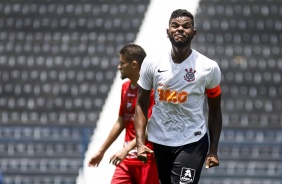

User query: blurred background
[0,0,281,184]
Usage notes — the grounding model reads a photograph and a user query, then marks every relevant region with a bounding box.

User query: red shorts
[111,156,159,184]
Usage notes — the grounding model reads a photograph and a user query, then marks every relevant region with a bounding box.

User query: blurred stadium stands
[194,0,282,183]
[0,0,149,183]
[0,0,281,184]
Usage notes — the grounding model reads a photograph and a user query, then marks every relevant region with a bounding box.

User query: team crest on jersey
[179,167,195,183]
[184,68,196,82]
[126,102,132,110]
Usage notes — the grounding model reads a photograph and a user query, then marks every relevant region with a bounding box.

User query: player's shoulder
[194,49,219,69]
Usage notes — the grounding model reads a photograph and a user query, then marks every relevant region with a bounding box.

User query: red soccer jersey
[119,80,155,165]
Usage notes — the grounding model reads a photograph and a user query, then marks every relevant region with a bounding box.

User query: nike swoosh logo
[210,89,219,96]
[158,69,168,73]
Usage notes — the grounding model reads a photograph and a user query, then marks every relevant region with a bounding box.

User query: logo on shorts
[184,68,196,82]
[179,167,195,183]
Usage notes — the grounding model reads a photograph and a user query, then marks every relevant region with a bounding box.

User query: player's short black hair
[169,9,194,26]
[119,43,146,65]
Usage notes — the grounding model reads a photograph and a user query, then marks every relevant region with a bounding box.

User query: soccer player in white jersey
[134,9,222,184]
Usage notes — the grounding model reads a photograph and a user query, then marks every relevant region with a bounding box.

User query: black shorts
[153,133,209,184]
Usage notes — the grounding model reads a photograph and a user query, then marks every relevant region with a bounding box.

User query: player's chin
[120,75,126,80]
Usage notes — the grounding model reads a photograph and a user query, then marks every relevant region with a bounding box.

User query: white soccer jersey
[138,49,221,146]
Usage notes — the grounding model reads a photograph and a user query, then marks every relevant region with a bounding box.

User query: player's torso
[121,82,154,164]
[153,51,208,112]
[121,82,138,139]
[147,51,209,145]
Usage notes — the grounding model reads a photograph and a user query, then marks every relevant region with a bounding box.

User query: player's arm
[109,136,136,165]
[205,94,222,168]
[134,86,153,163]
[110,128,150,165]
[88,116,125,167]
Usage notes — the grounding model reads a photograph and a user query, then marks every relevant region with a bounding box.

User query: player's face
[167,16,196,48]
[118,55,132,80]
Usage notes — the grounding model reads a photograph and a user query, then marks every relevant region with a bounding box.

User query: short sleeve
[137,56,154,90]
[206,62,221,89]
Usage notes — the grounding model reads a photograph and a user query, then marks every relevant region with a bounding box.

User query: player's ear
[166,28,169,38]
[131,60,138,68]
[192,29,197,39]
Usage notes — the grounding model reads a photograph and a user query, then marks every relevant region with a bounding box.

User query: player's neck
[171,47,192,64]
[129,74,139,89]
[130,82,138,89]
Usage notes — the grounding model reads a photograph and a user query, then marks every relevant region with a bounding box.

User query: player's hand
[109,148,128,166]
[205,152,219,168]
[88,152,104,167]
[137,145,153,164]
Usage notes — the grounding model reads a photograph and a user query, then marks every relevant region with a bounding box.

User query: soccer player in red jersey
[88,44,159,184]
